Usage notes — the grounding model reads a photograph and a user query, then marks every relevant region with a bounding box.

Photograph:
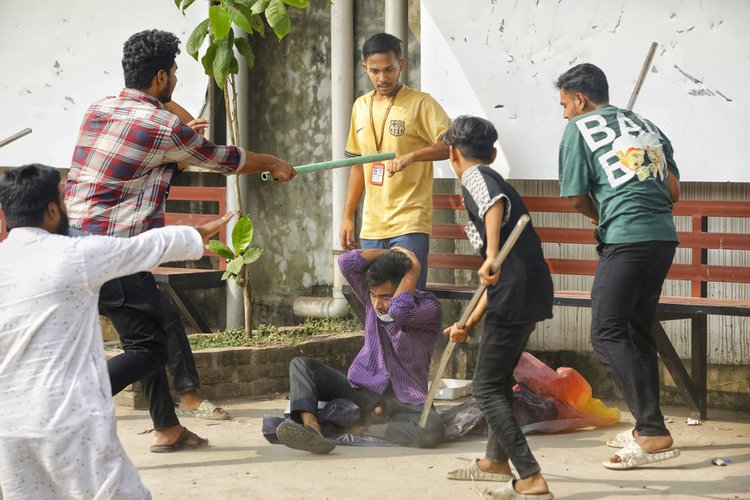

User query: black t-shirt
[461,165,553,326]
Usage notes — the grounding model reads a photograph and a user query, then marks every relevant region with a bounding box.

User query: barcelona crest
[389,119,405,136]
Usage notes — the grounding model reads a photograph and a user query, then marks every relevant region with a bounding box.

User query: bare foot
[634,432,674,453]
[514,472,549,495]
[300,411,323,434]
[476,458,513,476]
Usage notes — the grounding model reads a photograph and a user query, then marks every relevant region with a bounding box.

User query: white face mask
[376,311,394,323]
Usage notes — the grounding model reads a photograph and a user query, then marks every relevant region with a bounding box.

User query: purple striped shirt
[339,250,442,405]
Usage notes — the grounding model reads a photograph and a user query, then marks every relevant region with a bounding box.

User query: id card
[370,163,385,186]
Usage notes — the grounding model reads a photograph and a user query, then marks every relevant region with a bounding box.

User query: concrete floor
[115,398,750,500]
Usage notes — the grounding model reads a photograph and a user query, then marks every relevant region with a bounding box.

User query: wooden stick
[626,42,658,111]
[0,128,32,149]
[419,214,531,427]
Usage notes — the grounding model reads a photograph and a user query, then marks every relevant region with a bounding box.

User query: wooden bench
[344,194,750,420]
[0,185,228,333]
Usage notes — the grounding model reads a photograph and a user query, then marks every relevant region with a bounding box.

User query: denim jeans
[360,233,429,290]
[473,321,540,478]
[591,241,677,436]
[288,357,443,448]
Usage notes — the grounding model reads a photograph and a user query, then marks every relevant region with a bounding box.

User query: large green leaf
[234,37,255,71]
[226,255,245,275]
[209,5,232,40]
[206,239,235,259]
[265,0,290,39]
[174,0,182,9]
[201,43,217,77]
[232,215,254,255]
[242,247,264,264]
[235,0,254,6]
[249,13,266,36]
[251,0,271,15]
[221,270,233,281]
[181,0,197,13]
[186,18,210,60]
[225,4,254,33]
[213,36,235,88]
[283,0,308,7]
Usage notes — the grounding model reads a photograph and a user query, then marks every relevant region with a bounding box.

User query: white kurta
[0,225,203,499]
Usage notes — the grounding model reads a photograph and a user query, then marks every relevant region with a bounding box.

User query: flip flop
[483,479,555,499]
[175,400,231,420]
[606,428,635,448]
[150,427,209,453]
[603,441,680,470]
[447,459,515,482]
[276,420,335,455]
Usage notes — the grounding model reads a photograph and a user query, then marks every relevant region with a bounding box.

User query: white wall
[0,1,209,167]
[422,0,748,181]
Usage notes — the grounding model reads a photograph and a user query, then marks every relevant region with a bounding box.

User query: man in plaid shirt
[65,29,296,452]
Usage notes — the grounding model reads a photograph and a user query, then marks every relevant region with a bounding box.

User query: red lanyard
[369,85,401,153]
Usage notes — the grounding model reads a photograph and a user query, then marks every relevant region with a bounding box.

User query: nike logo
[357,127,364,133]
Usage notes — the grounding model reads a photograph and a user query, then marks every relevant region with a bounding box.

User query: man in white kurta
[0,183,211,498]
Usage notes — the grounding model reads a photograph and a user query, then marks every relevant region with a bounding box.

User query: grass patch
[104,315,362,351]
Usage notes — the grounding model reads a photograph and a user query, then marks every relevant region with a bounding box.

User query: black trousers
[473,321,540,478]
[288,357,444,448]
[100,272,179,430]
[163,294,200,395]
[590,241,677,436]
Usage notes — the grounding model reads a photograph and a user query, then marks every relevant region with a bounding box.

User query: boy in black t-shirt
[442,116,554,499]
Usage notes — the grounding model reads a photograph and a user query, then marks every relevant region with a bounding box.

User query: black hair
[122,29,181,89]
[442,115,497,163]
[555,63,609,104]
[365,251,413,288]
[0,164,61,230]
[362,32,402,60]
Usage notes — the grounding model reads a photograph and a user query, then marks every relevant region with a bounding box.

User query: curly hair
[556,63,610,104]
[122,29,181,89]
[365,251,413,288]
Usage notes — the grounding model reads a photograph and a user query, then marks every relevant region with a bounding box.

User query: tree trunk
[243,267,252,334]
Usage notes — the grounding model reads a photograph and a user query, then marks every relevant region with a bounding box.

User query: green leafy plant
[205,214,263,330]
[172,0,317,332]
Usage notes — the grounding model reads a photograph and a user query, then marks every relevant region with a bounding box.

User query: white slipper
[606,428,635,448]
[603,441,680,470]
[483,479,555,499]
[447,459,514,482]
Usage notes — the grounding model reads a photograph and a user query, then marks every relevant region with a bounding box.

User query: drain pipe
[292,0,353,319]
[385,0,408,81]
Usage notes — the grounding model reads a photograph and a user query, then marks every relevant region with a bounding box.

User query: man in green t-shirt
[556,63,681,470]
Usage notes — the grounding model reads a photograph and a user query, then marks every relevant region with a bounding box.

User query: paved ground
[115,398,749,499]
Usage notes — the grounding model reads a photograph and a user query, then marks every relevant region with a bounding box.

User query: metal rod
[626,42,658,111]
[260,152,396,181]
[0,128,32,149]
[419,214,531,427]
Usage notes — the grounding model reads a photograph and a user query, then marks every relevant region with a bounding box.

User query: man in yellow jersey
[340,32,451,289]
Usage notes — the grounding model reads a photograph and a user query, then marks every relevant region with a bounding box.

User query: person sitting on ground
[275,247,444,454]
[0,163,232,498]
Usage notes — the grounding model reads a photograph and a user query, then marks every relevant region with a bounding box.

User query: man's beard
[55,211,70,236]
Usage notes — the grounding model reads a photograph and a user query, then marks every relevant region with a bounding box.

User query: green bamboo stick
[260,152,396,182]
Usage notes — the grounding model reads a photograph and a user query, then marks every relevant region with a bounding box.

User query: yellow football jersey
[345,85,450,239]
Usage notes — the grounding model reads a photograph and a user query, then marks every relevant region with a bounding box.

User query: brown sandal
[150,427,209,453]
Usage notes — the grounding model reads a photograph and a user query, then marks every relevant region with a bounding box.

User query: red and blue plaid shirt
[65,89,244,237]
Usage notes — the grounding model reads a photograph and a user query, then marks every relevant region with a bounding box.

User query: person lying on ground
[275,247,444,454]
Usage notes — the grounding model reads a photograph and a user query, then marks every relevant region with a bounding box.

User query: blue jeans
[360,233,429,290]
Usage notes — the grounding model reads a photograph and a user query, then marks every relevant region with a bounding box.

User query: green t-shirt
[558,105,679,244]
